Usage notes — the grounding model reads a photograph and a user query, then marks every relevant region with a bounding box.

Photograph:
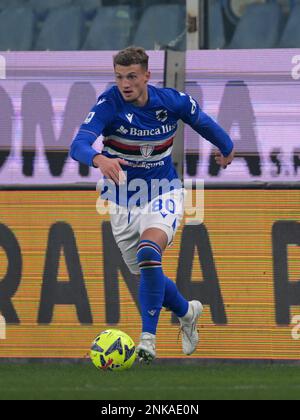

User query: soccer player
[70,47,234,363]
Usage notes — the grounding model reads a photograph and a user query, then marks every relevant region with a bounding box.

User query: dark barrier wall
[0,188,299,360]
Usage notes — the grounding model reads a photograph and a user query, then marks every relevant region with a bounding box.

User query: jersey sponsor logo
[116,126,129,135]
[125,113,134,123]
[129,123,176,137]
[84,112,95,124]
[97,98,107,105]
[140,144,154,158]
[124,161,165,169]
[156,109,168,122]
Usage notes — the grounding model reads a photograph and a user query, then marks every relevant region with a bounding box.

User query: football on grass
[90,329,136,371]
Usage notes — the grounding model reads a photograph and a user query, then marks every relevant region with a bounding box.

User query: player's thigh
[140,189,185,246]
[110,208,140,275]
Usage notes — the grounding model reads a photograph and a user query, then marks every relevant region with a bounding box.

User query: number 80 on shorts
[151,198,175,214]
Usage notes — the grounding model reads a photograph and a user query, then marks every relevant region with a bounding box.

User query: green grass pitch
[0,362,300,400]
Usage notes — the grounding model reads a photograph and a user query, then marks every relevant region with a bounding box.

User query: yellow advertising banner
[0,189,299,360]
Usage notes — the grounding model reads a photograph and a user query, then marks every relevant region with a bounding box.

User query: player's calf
[137,240,165,337]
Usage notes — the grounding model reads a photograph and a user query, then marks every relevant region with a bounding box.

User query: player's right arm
[70,96,126,184]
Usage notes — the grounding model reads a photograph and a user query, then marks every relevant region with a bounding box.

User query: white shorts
[109,189,185,275]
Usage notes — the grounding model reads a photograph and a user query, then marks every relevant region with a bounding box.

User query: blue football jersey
[70,84,233,205]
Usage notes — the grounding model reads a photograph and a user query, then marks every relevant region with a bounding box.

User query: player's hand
[214,149,235,169]
[93,154,127,185]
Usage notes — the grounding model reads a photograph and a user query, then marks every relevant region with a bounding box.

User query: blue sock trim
[137,240,162,268]
[138,239,162,253]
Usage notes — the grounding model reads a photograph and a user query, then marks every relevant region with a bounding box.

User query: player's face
[114,64,150,106]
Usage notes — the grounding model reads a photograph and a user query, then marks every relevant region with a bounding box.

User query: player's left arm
[178,92,235,169]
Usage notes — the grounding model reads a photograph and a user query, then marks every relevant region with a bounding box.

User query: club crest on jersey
[140,144,154,158]
[156,109,168,122]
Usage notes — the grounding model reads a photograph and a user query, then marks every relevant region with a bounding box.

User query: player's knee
[136,240,162,265]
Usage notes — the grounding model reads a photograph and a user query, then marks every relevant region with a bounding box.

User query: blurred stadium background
[0,0,300,400]
[0,0,300,50]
